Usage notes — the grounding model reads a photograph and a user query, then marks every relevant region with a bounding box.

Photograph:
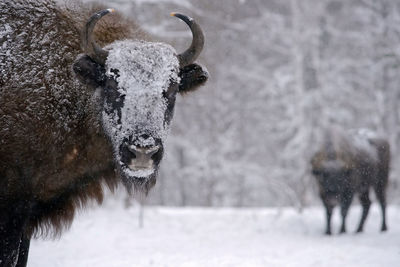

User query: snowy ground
[29,202,400,267]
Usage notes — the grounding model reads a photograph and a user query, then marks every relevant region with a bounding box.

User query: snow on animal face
[101,40,180,187]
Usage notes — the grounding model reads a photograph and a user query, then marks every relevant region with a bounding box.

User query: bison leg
[356,191,371,233]
[0,201,31,267]
[339,193,354,233]
[322,200,334,235]
[325,208,333,235]
[374,186,388,232]
[15,235,30,267]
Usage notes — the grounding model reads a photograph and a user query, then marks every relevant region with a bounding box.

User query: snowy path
[29,203,400,267]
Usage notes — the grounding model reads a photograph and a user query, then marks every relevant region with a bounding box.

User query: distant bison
[311,128,389,235]
[0,0,208,266]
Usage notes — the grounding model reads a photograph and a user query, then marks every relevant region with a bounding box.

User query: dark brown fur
[0,1,209,265]
[0,0,151,238]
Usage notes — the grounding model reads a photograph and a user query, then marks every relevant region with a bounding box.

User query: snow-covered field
[29,202,400,267]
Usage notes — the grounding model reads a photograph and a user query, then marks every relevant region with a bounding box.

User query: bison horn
[171,13,205,67]
[82,9,114,65]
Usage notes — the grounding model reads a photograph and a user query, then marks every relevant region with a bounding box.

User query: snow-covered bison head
[73,9,208,192]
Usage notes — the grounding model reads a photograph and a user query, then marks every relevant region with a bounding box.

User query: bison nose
[128,145,159,158]
[127,145,160,171]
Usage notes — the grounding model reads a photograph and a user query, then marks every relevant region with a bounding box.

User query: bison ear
[73,55,106,88]
[178,63,208,94]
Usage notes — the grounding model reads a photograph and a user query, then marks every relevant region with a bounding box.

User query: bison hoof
[381,225,388,232]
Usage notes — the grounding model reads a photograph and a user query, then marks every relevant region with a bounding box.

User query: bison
[0,0,208,266]
[310,127,389,235]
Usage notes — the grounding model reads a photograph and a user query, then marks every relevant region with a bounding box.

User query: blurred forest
[90,0,400,207]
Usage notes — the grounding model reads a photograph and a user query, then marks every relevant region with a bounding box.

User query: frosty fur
[0,0,208,265]
[311,127,389,235]
[102,40,179,183]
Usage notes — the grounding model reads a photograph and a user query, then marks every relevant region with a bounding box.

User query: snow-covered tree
[95,0,400,206]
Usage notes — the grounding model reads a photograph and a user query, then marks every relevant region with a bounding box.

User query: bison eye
[164,80,178,99]
[163,88,176,99]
